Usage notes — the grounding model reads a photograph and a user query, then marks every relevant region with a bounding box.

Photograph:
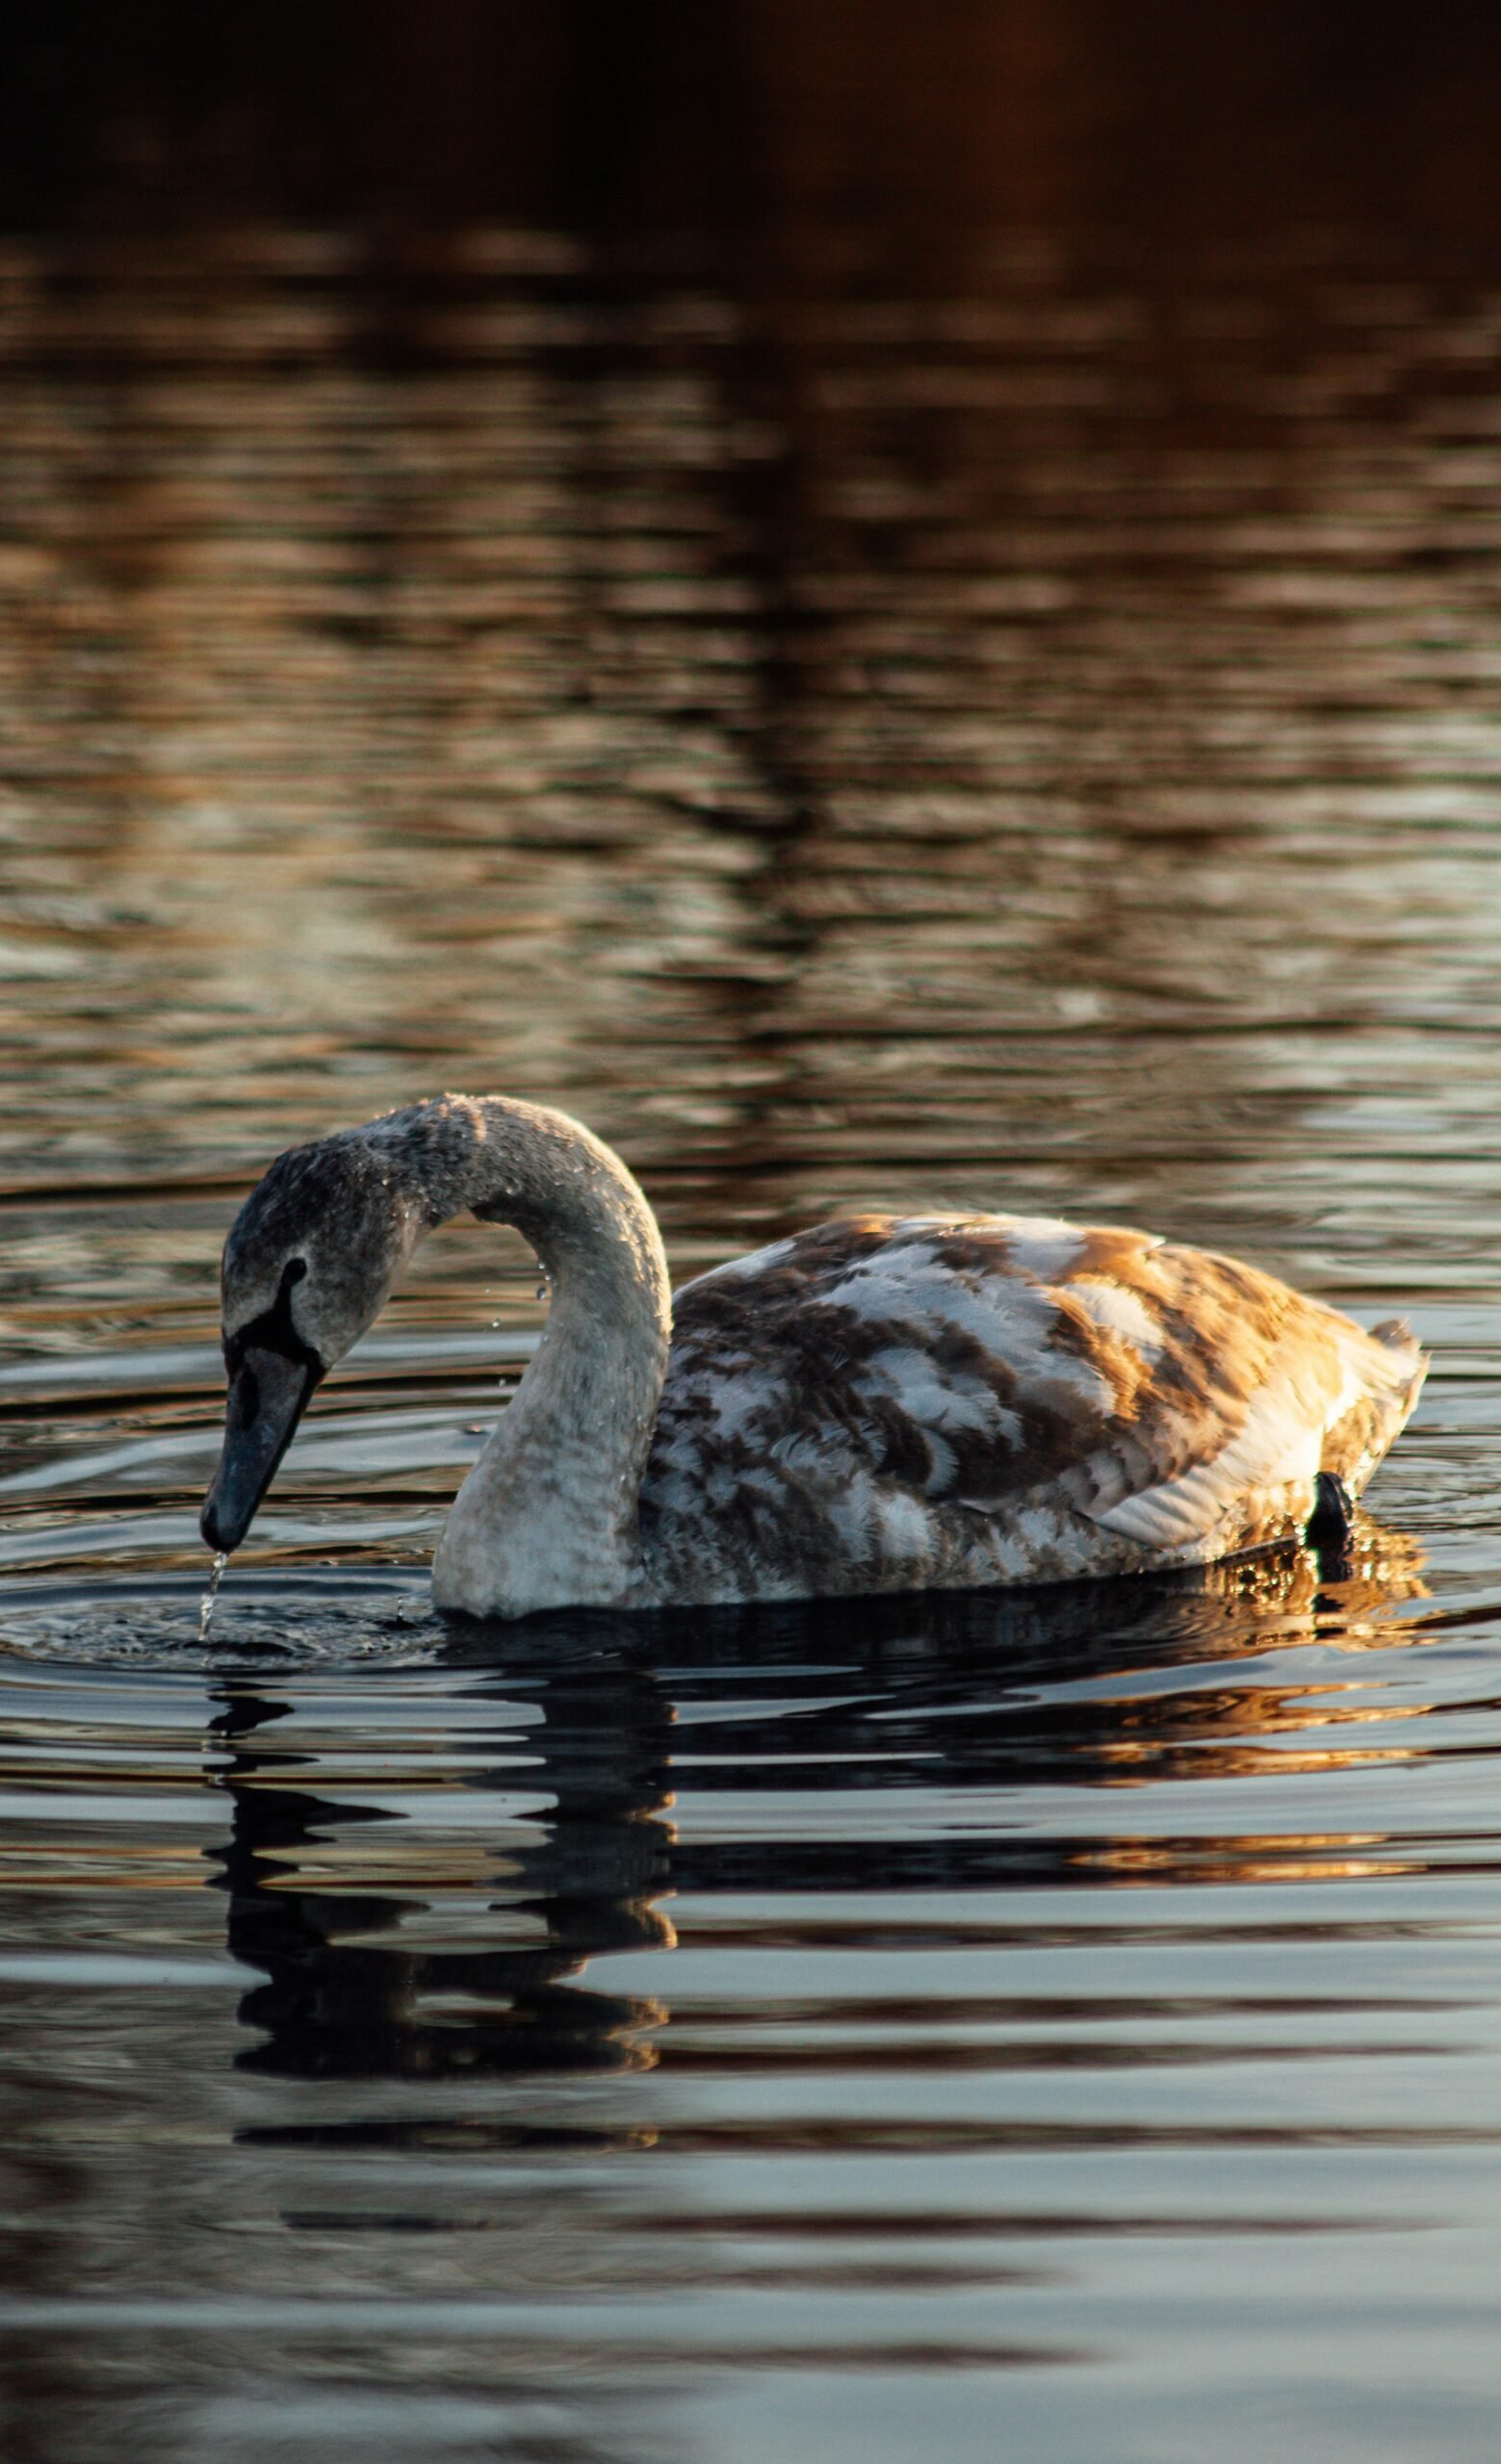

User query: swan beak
[200,1345,320,1555]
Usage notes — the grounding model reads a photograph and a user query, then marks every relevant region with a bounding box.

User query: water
[197,1553,228,1644]
[8,38,1501,2458]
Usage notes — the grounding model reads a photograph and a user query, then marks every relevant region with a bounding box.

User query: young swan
[202,1092,1426,1620]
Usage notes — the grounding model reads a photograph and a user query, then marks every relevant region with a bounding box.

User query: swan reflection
[208,1516,1428,2087]
[212,1659,677,2082]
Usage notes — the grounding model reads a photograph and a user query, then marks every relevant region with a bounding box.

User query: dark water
[8,42,1501,2454]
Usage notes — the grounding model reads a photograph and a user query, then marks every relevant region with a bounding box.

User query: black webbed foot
[1306,1470,1356,1578]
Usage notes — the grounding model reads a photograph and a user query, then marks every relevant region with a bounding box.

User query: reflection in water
[215,1661,676,2086]
[0,1527,1492,2458]
[202,1527,1433,2108]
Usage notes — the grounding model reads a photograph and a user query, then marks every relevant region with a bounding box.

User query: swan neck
[407,1096,671,1617]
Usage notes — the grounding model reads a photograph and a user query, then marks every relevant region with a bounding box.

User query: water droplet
[535,1276,550,1302]
[198,1552,228,1643]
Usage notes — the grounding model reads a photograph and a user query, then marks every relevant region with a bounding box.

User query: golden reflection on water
[5,224,1501,1299]
[0,1528,1442,2059]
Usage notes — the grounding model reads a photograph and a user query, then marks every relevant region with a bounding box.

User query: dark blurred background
[9,1,1501,264]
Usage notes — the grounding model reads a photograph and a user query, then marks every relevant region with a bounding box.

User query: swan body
[202,1094,1426,1619]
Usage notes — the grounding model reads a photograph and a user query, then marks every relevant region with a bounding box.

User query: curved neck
[373,1096,671,1616]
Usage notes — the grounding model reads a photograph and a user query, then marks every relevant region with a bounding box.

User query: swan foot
[1306,1470,1356,1575]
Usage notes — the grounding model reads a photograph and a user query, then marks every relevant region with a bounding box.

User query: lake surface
[5,200,1501,2463]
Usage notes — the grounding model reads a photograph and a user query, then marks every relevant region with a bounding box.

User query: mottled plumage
[202,1097,1426,1619]
[638,1213,1425,1602]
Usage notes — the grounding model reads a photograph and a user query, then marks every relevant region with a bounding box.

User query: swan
[199,1092,1426,1618]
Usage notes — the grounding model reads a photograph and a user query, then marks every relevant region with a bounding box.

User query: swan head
[200,1133,425,1556]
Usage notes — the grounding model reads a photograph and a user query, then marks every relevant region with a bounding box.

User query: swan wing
[645,1216,1424,1591]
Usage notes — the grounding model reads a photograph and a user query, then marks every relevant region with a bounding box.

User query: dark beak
[200,1345,320,1555]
